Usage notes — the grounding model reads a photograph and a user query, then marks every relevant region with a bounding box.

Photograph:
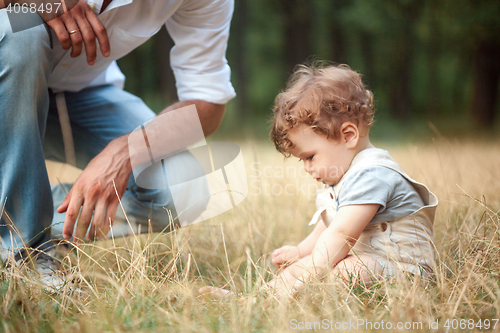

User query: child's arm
[272,220,327,268]
[285,204,379,294]
[297,219,328,256]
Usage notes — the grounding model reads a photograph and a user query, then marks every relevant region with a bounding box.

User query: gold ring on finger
[69,29,80,35]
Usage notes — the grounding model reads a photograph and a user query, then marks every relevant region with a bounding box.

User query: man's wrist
[111,135,133,174]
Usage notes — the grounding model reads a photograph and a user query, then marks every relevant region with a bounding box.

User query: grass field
[1,137,500,332]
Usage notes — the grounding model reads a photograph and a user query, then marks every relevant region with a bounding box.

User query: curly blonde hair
[270,63,375,157]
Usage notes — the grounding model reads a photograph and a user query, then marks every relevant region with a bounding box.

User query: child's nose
[303,161,313,173]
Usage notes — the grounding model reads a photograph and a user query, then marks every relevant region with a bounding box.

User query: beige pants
[350,206,436,280]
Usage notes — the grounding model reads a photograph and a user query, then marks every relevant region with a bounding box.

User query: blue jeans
[0,10,204,258]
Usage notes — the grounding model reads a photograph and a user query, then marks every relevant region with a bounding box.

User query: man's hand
[271,245,301,269]
[47,0,110,65]
[57,136,131,242]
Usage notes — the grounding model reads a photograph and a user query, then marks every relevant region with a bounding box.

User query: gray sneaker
[15,251,76,294]
[32,252,67,293]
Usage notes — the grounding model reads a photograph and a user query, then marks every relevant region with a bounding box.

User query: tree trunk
[360,31,375,88]
[390,30,413,121]
[427,7,441,118]
[279,0,314,75]
[231,0,249,118]
[331,22,347,64]
[471,40,500,126]
[330,0,349,64]
[389,0,425,122]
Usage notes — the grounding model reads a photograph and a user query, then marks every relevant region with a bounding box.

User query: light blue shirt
[334,165,425,224]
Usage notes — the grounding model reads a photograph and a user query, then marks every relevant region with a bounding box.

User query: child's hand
[271,245,300,269]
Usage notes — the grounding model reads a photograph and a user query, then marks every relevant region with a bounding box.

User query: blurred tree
[359,31,375,87]
[342,0,425,121]
[424,0,441,117]
[339,0,383,97]
[439,0,500,126]
[277,0,314,75]
[114,0,500,132]
[467,2,500,126]
[472,41,500,126]
[329,0,349,64]
[230,0,249,118]
[153,26,177,104]
[387,0,425,121]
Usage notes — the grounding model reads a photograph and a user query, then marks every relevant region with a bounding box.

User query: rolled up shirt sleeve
[166,0,236,104]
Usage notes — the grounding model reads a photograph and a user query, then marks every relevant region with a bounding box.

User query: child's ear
[341,122,359,149]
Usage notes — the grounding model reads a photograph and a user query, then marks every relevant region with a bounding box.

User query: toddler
[201,63,438,298]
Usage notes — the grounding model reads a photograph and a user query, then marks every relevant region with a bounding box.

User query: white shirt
[48,0,236,104]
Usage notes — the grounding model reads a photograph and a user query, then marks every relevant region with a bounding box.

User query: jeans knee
[0,13,51,75]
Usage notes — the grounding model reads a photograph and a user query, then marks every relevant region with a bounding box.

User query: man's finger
[106,201,118,225]
[84,6,110,57]
[48,19,71,50]
[62,194,83,239]
[89,199,117,241]
[87,201,106,241]
[102,201,118,237]
[74,11,97,64]
[74,202,94,242]
[62,17,83,58]
[57,192,72,213]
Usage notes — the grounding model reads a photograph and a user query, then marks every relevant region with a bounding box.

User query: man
[0,0,235,262]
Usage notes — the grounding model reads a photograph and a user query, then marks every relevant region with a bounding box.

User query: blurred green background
[117,0,500,143]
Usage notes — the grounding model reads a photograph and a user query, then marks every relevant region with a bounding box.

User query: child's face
[287,125,355,186]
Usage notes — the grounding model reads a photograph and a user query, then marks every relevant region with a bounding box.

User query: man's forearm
[113,99,225,173]
[160,100,226,137]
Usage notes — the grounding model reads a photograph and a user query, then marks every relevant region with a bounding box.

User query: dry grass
[1,138,500,332]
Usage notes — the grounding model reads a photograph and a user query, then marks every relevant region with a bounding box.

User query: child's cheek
[318,166,328,179]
